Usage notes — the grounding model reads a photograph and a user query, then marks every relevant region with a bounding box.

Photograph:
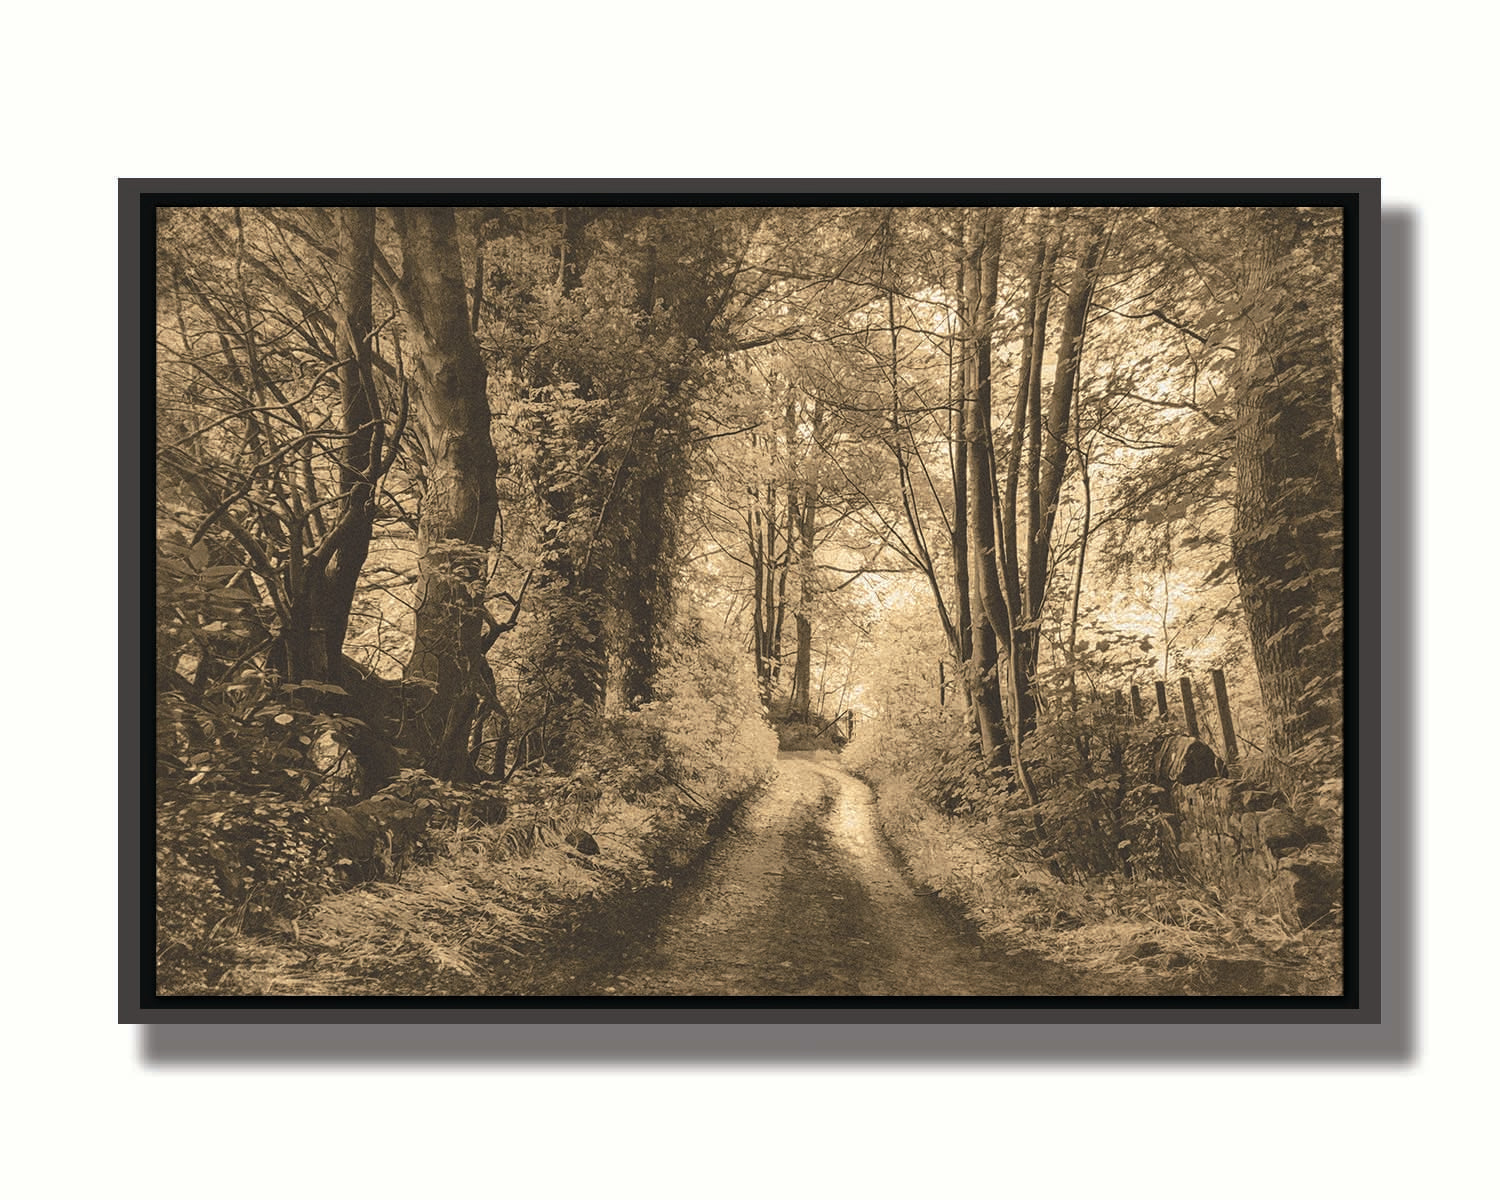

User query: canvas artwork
[140,188,1364,1014]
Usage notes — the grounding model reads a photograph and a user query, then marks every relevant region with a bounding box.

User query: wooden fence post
[1112,689,1124,714]
[938,661,946,707]
[1179,677,1200,738]
[1154,680,1169,720]
[1211,668,1239,764]
[1129,685,1144,720]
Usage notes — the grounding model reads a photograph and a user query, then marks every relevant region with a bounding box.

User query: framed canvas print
[125,181,1382,1030]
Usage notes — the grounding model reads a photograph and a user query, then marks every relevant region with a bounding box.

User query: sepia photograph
[144,192,1359,1006]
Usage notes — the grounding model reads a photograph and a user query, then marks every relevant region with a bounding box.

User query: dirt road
[533,751,1082,997]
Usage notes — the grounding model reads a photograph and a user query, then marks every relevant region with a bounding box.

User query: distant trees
[696,204,1344,800]
[726,366,807,705]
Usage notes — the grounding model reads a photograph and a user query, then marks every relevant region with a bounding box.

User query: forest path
[529,751,1081,997]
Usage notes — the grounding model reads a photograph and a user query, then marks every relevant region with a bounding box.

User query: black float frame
[123,180,1394,1050]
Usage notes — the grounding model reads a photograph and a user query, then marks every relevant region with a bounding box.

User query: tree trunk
[787,400,820,723]
[317,207,380,673]
[947,296,977,726]
[533,476,609,767]
[619,462,671,705]
[970,610,1010,765]
[529,208,612,765]
[391,206,499,781]
[959,213,1013,764]
[997,229,1053,743]
[788,612,814,722]
[749,498,771,699]
[1229,208,1344,794]
[1013,213,1106,741]
[950,397,976,721]
[617,233,693,707]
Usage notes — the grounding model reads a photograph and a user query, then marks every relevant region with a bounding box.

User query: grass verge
[860,765,1342,998]
[160,776,760,998]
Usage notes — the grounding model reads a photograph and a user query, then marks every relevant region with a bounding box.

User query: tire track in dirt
[541,752,1081,997]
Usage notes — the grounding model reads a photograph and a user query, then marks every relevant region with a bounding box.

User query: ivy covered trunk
[534,493,610,764]
[1229,208,1344,795]
[392,207,499,781]
[618,456,675,707]
[531,209,612,766]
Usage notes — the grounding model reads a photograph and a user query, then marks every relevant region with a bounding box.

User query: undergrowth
[156,614,778,997]
[199,788,665,996]
[849,705,1342,997]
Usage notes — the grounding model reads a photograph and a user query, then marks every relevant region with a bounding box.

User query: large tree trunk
[1229,208,1344,795]
[533,443,609,767]
[391,207,499,781]
[313,209,395,784]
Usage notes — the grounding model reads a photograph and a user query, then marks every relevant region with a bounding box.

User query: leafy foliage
[611,615,779,801]
[157,789,337,961]
[157,669,364,797]
[850,650,1195,883]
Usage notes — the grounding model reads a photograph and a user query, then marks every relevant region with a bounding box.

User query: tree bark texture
[949,396,976,721]
[615,224,703,707]
[317,207,380,674]
[1229,208,1344,794]
[786,394,821,723]
[993,212,1107,746]
[957,216,1011,762]
[618,456,680,706]
[392,206,500,780]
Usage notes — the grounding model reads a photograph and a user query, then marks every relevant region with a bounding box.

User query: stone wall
[1154,736,1341,929]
